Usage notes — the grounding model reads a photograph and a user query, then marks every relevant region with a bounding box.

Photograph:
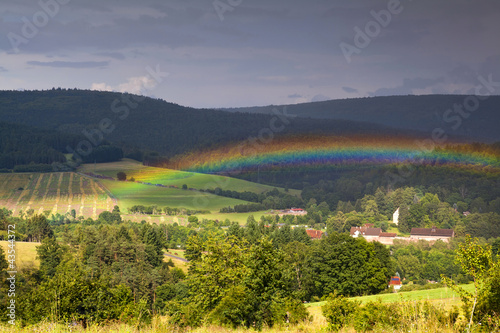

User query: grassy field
[0,172,115,219]
[196,211,270,224]
[164,250,189,274]
[0,240,40,269]
[100,179,249,214]
[305,283,475,310]
[121,210,271,225]
[165,249,186,259]
[79,159,300,196]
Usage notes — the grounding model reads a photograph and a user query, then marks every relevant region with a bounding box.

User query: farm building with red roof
[410,226,454,242]
[306,229,324,240]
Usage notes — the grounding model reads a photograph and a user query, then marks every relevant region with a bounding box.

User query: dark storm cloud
[94,52,126,60]
[342,87,358,94]
[369,77,445,96]
[1,0,499,107]
[311,94,331,102]
[27,61,109,69]
[480,55,500,79]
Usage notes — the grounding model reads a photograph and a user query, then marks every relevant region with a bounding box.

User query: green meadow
[196,210,271,224]
[305,283,475,309]
[79,159,300,195]
[77,159,302,217]
[100,179,249,213]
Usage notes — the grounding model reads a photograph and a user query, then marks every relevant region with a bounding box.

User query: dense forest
[224,95,500,143]
[0,89,422,162]
[0,121,124,170]
[0,122,77,170]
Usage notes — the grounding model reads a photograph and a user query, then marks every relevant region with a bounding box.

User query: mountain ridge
[0,90,430,160]
[221,95,500,143]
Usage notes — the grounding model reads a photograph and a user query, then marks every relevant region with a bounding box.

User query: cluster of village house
[270,208,324,239]
[350,207,455,245]
[271,207,455,290]
[272,207,455,245]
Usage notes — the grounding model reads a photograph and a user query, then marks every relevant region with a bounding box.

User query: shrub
[399,282,444,292]
[475,263,500,329]
[209,286,254,328]
[396,300,458,331]
[165,301,202,328]
[352,300,397,332]
[270,298,311,326]
[321,292,359,332]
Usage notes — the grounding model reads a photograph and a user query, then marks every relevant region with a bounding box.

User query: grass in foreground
[1,284,470,332]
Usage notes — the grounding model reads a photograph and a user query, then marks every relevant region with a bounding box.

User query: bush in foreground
[322,293,459,332]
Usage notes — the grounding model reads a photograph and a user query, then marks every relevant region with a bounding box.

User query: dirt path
[25,174,43,212]
[51,173,64,216]
[38,173,54,215]
[90,179,99,219]
[79,175,85,217]
[0,174,12,191]
[12,176,35,215]
[67,173,74,214]
[2,174,16,208]
[164,253,189,263]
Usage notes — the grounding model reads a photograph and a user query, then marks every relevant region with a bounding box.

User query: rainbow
[169,135,500,174]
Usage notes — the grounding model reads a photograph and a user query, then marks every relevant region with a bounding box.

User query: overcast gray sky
[1,0,499,108]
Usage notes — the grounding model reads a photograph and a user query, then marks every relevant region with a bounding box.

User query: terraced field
[0,172,115,219]
[0,171,263,221]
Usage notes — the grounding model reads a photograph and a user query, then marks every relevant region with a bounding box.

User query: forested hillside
[223,95,500,143]
[0,122,79,170]
[0,90,421,160]
[0,122,123,170]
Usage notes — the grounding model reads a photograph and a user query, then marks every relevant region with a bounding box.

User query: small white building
[393,207,400,225]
